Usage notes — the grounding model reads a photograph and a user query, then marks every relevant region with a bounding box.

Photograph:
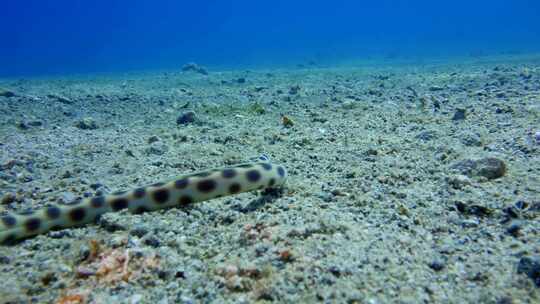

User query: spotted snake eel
[0,155,287,244]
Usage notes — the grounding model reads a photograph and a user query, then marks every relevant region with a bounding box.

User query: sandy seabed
[0,55,539,303]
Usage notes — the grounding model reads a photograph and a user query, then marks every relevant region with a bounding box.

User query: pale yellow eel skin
[0,155,287,244]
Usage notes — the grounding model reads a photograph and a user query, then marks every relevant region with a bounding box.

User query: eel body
[0,155,287,244]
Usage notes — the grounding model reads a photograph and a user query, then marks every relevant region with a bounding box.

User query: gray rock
[75,117,98,130]
[450,159,477,175]
[176,111,197,125]
[0,88,15,98]
[454,201,494,217]
[16,121,29,130]
[98,216,127,232]
[16,120,43,129]
[446,174,471,189]
[58,192,77,204]
[416,130,436,141]
[1,193,16,205]
[181,62,208,75]
[452,108,467,121]
[47,94,74,104]
[27,120,43,127]
[475,157,507,179]
[460,218,480,227]
[0,172,16,183]
[517,256,540,287]
[145,142,168,155]
[17,173,33,183]
[460,132,482,146]
[496,296,514,304]
[451,157,506,180]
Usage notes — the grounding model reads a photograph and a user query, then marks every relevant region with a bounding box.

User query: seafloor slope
[0,56,539,303]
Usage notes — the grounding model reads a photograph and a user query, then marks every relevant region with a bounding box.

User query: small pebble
[1,192,16,204]
[282,115,294,128]
[147,135,160,144]
[0,255,11,264]
[89,183,103,190]
[328,266,342,277]
[130,226,149,237]
[76,267,96,278]
[496,296,514,304]
[289,85,301,95]
[506,222,522,238]
[144,236,161,247]
[98,216,127,232]
[429,85,444,91]
[428,260,446,271]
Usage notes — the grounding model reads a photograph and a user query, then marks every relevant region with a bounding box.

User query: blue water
[1,0,539,76]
